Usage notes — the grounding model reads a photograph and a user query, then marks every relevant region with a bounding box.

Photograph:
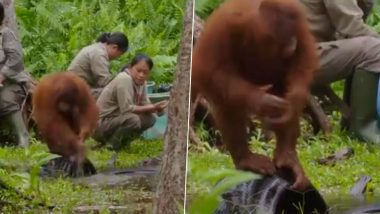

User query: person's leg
[316,36,380,143]
[315,36,380,86]
[139,113,156,131]
[349,69,380,143]
[90,88,103,100]
[92,120,107,147]
[95,113,141,150]
[0,83,29,147]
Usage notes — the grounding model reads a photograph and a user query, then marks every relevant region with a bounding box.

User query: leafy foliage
[188,165,258,214]
[366,0,380,31]
[16,0,186,83]
[195,0,223,19]
[0,147,59,211]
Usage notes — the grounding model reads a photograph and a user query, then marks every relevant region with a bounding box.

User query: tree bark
[0,0,19,38]
[152,0,193,213]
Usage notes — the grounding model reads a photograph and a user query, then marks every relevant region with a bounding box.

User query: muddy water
[71,167,160,214]
[214,176,380,214]
[47,164,380,214]
[37,156,163,213]
[73,167,159,191]
[325,195,380,213]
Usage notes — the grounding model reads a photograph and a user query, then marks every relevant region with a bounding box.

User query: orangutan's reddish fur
[191,0,320,190]
[32,72,99,164]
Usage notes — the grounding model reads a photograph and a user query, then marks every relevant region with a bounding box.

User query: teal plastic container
[148,92,171,103]
[142,113,168,140]
[146,81,156,94]
[142,92,171,140]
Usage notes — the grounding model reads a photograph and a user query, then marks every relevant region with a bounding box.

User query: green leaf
[189,169,257,214]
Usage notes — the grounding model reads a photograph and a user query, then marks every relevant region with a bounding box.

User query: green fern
[15,0,185,83]
[195,0,224,19]
[367,0,380,32]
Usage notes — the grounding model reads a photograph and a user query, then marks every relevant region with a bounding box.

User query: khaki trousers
[314,36,380,86]
[0,81,26,117]
[94,112,156,147]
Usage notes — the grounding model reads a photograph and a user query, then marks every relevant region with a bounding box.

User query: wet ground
[38,156,161,213]
[39,157,379,214]
[73,171,380,214]
[73,167,159,191]
[71,167,159,213]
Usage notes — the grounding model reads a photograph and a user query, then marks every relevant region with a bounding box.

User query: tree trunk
[0,0,19,38]
[152,0,193,213]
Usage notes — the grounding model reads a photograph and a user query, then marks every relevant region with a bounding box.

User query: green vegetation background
[18,0,186,83]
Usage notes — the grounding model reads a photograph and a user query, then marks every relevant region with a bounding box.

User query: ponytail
[96,32,112,43]
[96,32,129,53]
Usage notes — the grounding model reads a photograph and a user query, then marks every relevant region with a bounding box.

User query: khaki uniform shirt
[97,71,150,119]
[68,42,113,88]
[299,0,379,42]
[0,26,30,83]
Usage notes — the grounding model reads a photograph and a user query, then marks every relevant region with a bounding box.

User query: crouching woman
[94,54,167,149]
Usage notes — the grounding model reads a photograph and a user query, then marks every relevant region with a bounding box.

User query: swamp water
[72,167,159,213]
[325,195,380,214]
[39,157,161,213]
[214,176,380,214]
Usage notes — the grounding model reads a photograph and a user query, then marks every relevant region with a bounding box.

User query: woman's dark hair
[96,32,129,52]
[131,54,154,70]
[119,54,154,72]
[0,3,4,24]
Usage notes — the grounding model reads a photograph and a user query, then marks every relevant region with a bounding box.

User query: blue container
[142,92,170,140]
[146,81,156,94]
[142,112,168,140]
[148,92,170,103]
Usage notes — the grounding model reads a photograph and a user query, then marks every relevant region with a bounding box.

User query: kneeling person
[94,54,167,149]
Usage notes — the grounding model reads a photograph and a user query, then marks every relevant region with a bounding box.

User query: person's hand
[0,73,4,87]
[155,100,169,116]
[146,104,157,113]
[154,100,169,112]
